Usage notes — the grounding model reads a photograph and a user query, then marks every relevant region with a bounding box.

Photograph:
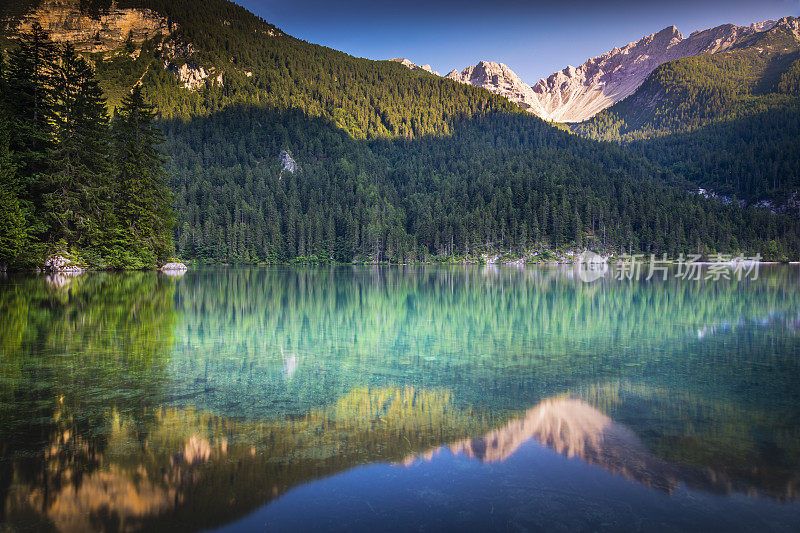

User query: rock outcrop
[3,0,171,52]
[279,149,298,174]
[450,20,778,122]
[389,58,440,76]
[160,262,188,272]
[446,61,537,112]
[165,62,222,90]
[44,253,84,273]
[4,0,220,92]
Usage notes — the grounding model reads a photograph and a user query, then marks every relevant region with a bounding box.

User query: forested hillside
[107,0,520,139]
[166,106,799,263]
[573,17,800,209]
[1,0,799,268]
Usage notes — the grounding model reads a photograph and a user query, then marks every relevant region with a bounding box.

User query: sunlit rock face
[166,61,217,90]
[446,61,538,113]
[530,21,777,122]
[2,0,229,91]
[776,16,800,40]
[449,20,777,122]
[3,0,171,52]
[389,58,440,76]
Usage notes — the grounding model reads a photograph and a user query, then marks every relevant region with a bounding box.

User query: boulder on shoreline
[160,262,188,272]
[44,253,84,273]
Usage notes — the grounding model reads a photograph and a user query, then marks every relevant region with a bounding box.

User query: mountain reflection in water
[416,396,800,500]
[2,266,800,531]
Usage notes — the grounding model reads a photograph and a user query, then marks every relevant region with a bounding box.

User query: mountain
[573,17,800,210]
[577,17,800,139]
[449,20,778,122]
[445,60,539,113]
[389,58,439,76]
[1,0,798,268]
[530,20,778,122]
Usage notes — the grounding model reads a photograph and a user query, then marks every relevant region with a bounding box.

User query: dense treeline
[0,24,174,268]
[626,107,800,206]
[166,105,800,264]
[85,0,522,140]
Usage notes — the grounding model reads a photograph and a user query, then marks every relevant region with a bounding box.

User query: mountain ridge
[447,19,781,122]
[571,16,800,212]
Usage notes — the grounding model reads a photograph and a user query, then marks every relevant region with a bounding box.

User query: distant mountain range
[444,19,786,122]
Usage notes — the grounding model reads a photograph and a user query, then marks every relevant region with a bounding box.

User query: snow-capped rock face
[450,20,777,123]
[389,58,440,76]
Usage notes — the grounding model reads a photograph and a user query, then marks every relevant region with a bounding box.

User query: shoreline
[11,260,793,275]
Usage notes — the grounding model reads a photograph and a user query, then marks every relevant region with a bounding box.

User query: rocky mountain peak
[449,19,779,123]
[527,21,776,122]
[446,60,538,112]
[388,58,440,76]
[775,16,800,39]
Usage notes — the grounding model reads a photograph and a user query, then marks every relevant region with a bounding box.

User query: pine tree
[0,52,29,268]
[112,85,174,266]
[0,122,27,267]
[4,22,57,196]
[45,43,113,250]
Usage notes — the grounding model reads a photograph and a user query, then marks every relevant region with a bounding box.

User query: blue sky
[238,0,800,85]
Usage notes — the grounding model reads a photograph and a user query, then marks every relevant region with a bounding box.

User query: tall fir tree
[45,43,114,252]
[112,85,174,266]
[0,117,27,268]
[4,22,56,202]
[0,52,29,267]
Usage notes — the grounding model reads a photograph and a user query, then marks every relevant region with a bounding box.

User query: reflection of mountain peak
[452,397,614,462]
[450,397,679,492]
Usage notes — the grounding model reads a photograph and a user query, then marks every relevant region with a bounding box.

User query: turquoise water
[1,266,799,531]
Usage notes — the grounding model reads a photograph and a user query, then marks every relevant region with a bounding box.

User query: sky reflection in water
[1,266,799,531]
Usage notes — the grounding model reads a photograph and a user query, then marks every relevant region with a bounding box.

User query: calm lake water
[1,265,800,532]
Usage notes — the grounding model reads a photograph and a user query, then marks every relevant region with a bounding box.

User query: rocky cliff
[449,20,778,122]
[1,0,228,91]
[2,0,171,52]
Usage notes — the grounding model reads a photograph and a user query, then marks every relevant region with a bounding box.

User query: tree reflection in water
[1,266,800,531]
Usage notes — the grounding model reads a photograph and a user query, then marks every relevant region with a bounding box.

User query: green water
[1,266,799,531]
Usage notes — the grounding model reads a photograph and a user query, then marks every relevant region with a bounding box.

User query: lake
[1,265,799,531]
